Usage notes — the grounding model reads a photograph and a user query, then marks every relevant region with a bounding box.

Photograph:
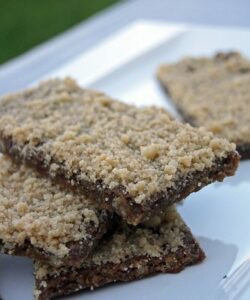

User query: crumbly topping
[34,207,193,279]
[157,51,250,145]
[0,78,236,208]
[0,155,106,259]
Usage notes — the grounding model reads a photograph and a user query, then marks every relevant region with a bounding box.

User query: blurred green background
[0,0,119,65]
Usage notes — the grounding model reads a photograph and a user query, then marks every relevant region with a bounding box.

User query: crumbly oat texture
[0,155,110,266]
[157,51,250,159]
[34,207,205,300]
[0,78,239,224]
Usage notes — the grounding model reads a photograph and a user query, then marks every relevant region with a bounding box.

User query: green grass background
[0,0,119,65]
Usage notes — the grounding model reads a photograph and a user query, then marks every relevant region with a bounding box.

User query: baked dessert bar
[34,207,205,300]
[0,78,239,224]
[0,155,111,267]
[157,51,250,159]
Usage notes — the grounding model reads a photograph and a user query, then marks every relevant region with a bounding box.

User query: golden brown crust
[34,208,205,300]
[0,78,239,224]
[0,155,111,266]
[157,51,250,159]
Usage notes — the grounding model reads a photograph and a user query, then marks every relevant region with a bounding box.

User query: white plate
[1,20,250,300]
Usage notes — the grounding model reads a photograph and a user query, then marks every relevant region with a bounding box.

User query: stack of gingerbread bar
[0,78,239,299]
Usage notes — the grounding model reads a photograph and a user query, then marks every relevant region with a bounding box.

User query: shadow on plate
[0,254,34,300]
[198,237,238,300]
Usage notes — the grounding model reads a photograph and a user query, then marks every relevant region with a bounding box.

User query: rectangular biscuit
[0,155,112,267]
[0,78,239,224]
[34,207,205,300]
[157,51,250,159]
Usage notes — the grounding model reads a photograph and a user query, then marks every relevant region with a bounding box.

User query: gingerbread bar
[0,78,239,224]
[34,207,205,300]
[0,155,111,267]
[157,51,250,159]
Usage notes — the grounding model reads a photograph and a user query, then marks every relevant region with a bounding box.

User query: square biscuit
[157,51,250,159]
[0,155,112,267]
[34,207,205,300]
[0,78,239,224]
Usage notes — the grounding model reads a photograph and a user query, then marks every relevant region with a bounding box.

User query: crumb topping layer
[0,78,236,216]
[157,51,250,145]
[0,155,107,259]
[34,207,193,279]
